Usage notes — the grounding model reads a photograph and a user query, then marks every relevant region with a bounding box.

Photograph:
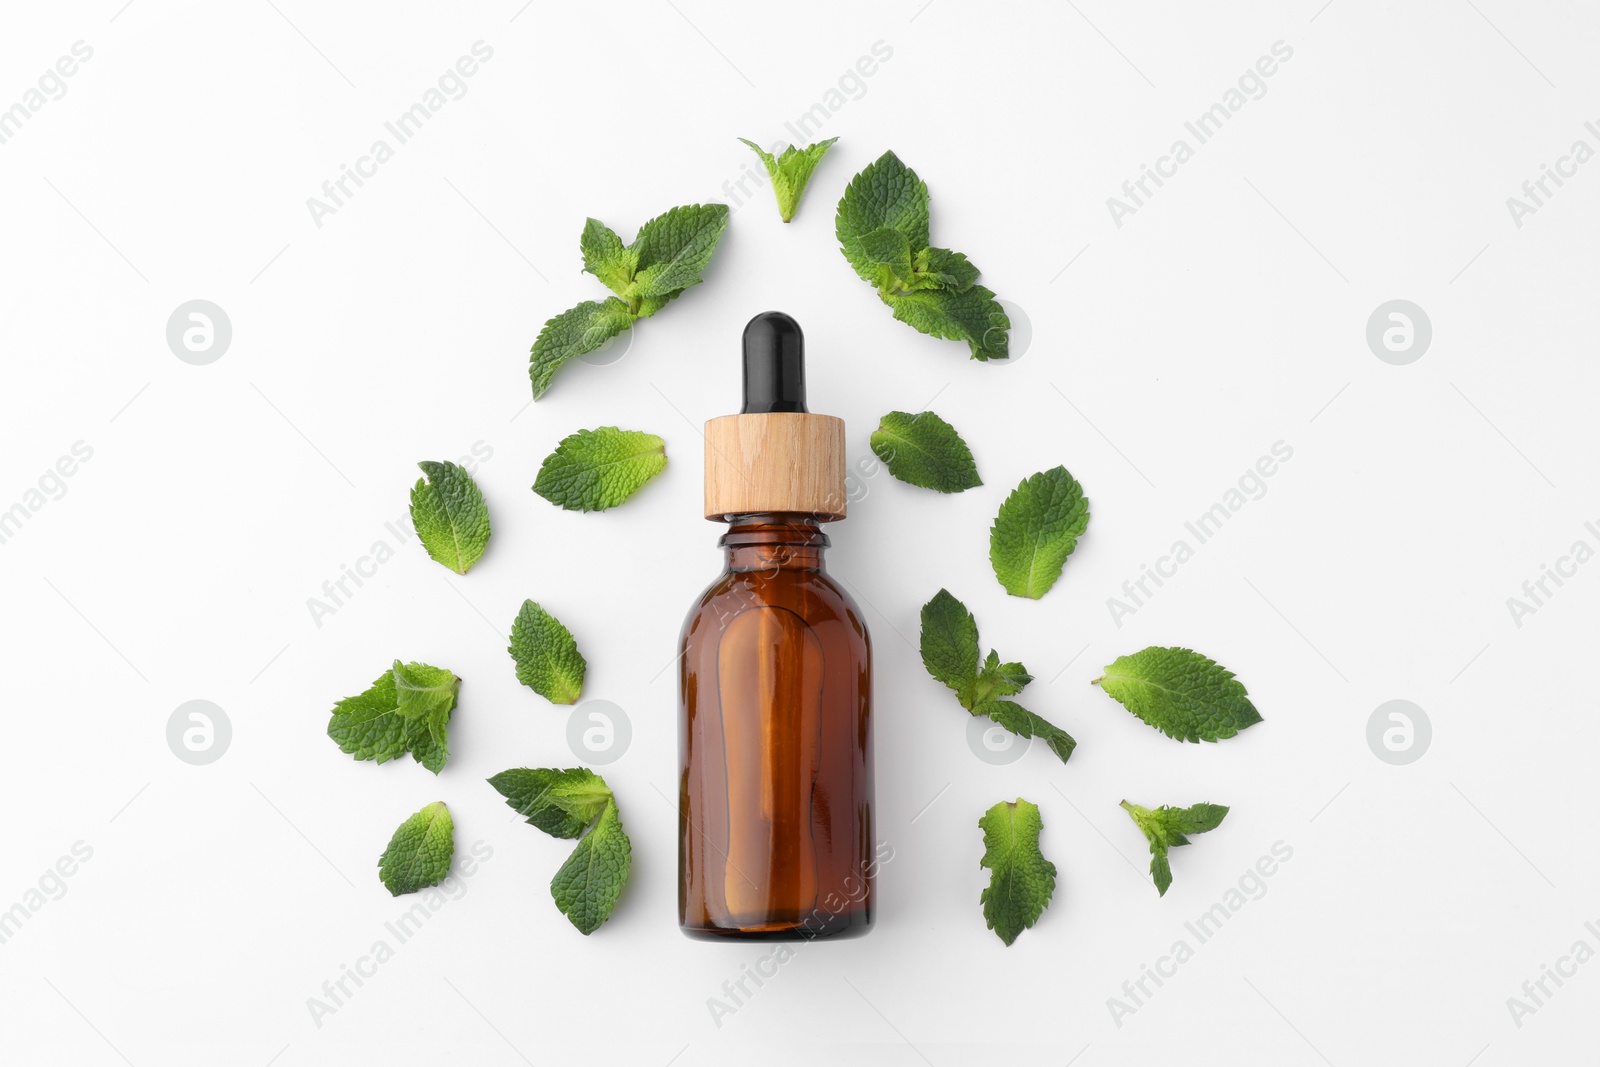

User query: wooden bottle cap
[703,412,847,521]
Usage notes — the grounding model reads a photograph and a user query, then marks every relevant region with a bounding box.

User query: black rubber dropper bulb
[741,311,808,413]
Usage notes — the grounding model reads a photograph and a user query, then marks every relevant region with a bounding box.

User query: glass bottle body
[677,514,874,940]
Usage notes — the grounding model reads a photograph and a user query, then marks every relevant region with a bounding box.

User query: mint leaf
[975,700,1076,763]
[488,767,613,840]
[580,217,636,297]
[532,205,729,399]
[533,426,667,512]
[392,659,458,723]
[858,226,915,288]
[980,650,1032,698]
[1121,800,1229,896]
[410,460,490,575]
[836,150,930,285]
[917,247,979,292]
[836,151,1010,359]
[327,671,409,763]
[378,801,454,897]
[990,465,1089,599]
[551,797,631,935]
[919,588,981,704]
[917,589,1075,763]
[978,798,1056,946]
[1093,647,1262,743]
[494,767,632,934]
[405,715,449,775]
[509,599,585,705]
[529,297,635,400]
[738,136,838,222]
[327,663,457,774]
[883,285,1010,361]
[870,410,982,493]
[626,203,729,304]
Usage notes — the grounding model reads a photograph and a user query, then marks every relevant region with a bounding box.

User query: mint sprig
[1093,647,1262,743]
[410,460,490,575]
[487,767,612,839]
[508,600,585,705]
[979,798,1056,946]
[490,767,632,935]
[533,427,667,512]
[530,204,729,399]
[326,662,459,774]
[836,151,1009,360]
[378,801,455,896]
[870,410,981,493]
[919,589,1075,762]
[738,137,838,222]
[1121,800,1229,896]
[990,466,1090,599]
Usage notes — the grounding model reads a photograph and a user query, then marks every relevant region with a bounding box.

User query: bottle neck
[719,513,829,572]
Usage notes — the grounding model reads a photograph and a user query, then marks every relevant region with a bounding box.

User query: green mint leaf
[410,460,490,574]
[531,204,729,399]
[580,217,637,297]
[919,588,981,706]
[836,151,931,285]
[883,284,1010,361]
[858,226,915,289]
[626,203,729,303]
[974,700,1076,764]
[493,767,632,933]
[378,801,455,897]
[327,671,409,763]
[1093,647,1262,743]
[529,297,635,400]
[918,591,1072,759]
[488,767,613,840]
[508,599,585,705]
[979,650,1032,698]
[551,796,631,935]
[920,589,1039,708]
[391,660,459,722]
[405,715,449,774]
[533,426,667,512]
[739,136,838,222]
[870,410,982,493]
[837,151,1010,358]
[1121,800,1230,896]
[327,665,456,774]
[916,247,980,292]
[990,465,1090,599]
[978,798,1057,946]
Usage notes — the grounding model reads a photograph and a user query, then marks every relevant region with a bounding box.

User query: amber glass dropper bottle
[678,311,875,941]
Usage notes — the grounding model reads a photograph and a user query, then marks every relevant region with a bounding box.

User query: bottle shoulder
[680,565,870,645]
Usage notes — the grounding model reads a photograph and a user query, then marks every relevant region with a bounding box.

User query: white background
[2,1,1596,1063]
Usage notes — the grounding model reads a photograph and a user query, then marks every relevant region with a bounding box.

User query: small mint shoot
[738,136,838,222]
